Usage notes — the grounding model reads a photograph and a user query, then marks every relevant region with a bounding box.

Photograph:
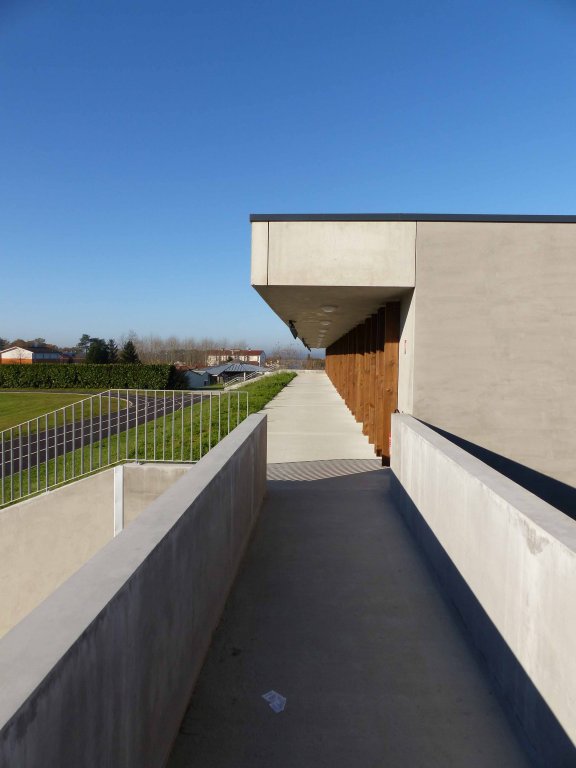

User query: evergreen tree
[78,333,91,354]
[120,339,140,364]
[107,338,119,364]
[86,338,109,364]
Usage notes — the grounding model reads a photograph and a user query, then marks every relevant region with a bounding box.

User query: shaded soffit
[254,285,411,349]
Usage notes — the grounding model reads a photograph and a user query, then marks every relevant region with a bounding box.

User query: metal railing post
[189,392,194,461]
[199,393,203,459]
[26,420,31,496]
[62,409,66,483]
[163,391,167,461]
[18,423,23,500]
[36,416,40,490]
[89,397,93,473]
[208,393,212,452]
[135,391,139,462]
[180,392,184,461]
[71,405,76,480]
[53,412,58,488]
[45,415,48,492]
[98,393,102,468]
[1,431,4,506]
[153,390,157,462]
[144,392,148,461]
[117,390,121,464]
[126,389,130,462]
[171,391,175,461]
[107,391,112,467]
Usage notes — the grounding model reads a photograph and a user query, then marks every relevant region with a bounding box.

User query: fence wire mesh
[0,389,249,508]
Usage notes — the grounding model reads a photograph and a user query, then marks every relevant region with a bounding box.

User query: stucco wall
[252,220,416,288]
[391,414,576,765]
[0,414,267,768]
[397,290,415,413]
[1,348,33,360]
[0,470,114,638]
[412,222,576,485]
[0,464,192,637]
[412,221,576,486]
[123,464,190,525]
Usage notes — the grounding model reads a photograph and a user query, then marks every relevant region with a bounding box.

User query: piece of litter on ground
[262,690,287,713]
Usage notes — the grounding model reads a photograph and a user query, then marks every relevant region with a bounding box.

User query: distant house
[0,345,73,364]
[183,369,211,389]
[172,363,211,389]
[205,361,267,384]
[205,349,266,367]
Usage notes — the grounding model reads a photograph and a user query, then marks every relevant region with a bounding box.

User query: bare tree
[120,332,257,368]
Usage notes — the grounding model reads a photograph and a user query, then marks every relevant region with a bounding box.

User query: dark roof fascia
[250,213,576,223]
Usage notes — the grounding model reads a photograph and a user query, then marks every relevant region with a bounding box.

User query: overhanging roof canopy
[251,216,416,348]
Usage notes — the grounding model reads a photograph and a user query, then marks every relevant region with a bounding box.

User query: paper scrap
[262,690,287,713]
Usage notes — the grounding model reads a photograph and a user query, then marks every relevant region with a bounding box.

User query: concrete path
[264,371,376,463]
[167,376,531,767]
[168,462,531,767]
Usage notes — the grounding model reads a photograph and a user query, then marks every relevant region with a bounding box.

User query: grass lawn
[1,372,297,507]
[0,391,126,433]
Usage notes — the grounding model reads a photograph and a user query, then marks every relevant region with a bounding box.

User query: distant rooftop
[206,349,264,355]
[0,345,66,355]
[205,362,266,375]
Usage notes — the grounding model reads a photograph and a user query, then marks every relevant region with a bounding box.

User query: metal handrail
[0,389,249,508]
[223,371,264,389]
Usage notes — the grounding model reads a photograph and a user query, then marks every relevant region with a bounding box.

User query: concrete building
[247,212,576,767]
[251,213,576,490]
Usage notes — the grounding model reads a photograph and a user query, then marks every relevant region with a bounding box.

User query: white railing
[224,371,264,388]
[0,389,249,508]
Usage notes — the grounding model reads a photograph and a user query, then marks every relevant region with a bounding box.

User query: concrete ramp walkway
[264,371,376,463]
[167,375,532,767]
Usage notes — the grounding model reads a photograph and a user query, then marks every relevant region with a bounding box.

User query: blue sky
[1,0,575,350]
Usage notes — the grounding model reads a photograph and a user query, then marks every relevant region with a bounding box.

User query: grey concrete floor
[167,462,532,768]
[265,371,376,462]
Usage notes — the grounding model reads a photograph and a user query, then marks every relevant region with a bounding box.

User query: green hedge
[0,364,186,390]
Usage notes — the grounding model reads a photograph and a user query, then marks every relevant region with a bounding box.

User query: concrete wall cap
[0,412,267,731]
[392,414,576,552]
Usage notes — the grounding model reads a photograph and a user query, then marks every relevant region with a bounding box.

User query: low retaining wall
[0,463,190,638]
[391,415,576,766]
[0,413,267,768]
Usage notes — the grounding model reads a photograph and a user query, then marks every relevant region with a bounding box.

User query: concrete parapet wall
[123,463,190,525]
[0,469,115,638]
[391,414,576,766]
[0,413,267,768]
[0,463,191,638]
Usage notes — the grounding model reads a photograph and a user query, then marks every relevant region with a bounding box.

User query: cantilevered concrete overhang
[250,215,416,348]
[250,212,576,348]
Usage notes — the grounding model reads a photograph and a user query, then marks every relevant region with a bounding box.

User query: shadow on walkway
[168,462,531,768]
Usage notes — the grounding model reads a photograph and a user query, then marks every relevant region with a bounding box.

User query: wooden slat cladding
[325,302,400,465]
